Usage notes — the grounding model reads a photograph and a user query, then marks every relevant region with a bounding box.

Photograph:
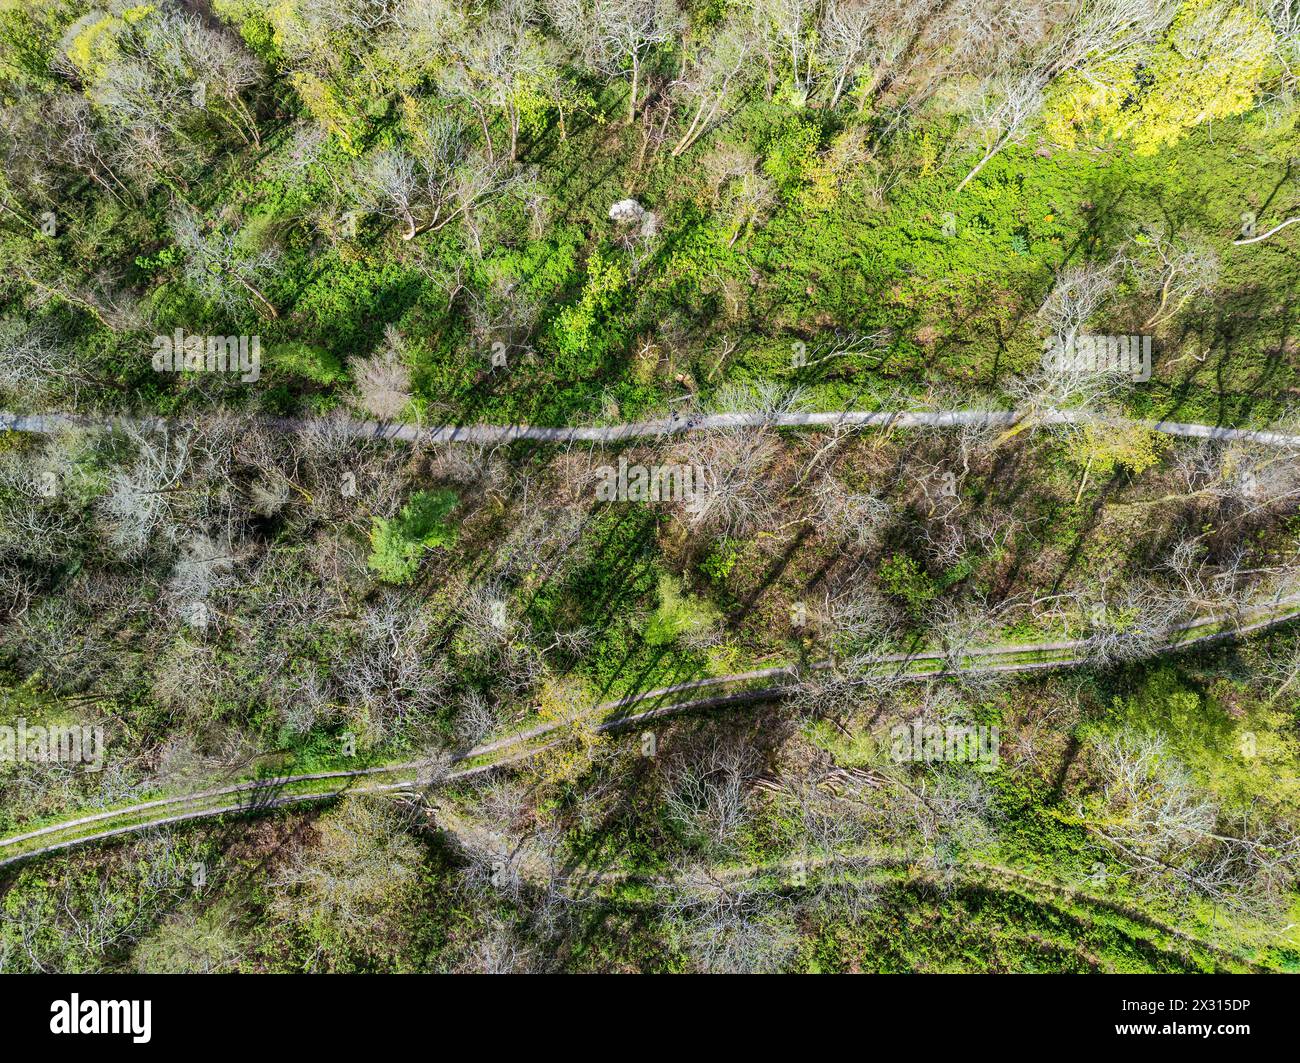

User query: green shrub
[550,249,627,374]
[762,117,822,201]
[265,340,345,384]
[643,573,720,647]
[879,552,937,618]
[367,490,459,584]
[700,538,741,585]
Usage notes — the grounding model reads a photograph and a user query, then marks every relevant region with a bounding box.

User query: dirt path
[4,591,1298,870]
[5,408,1300,448]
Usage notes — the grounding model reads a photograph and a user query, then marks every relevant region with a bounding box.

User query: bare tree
[1076,729,1300,913]
[460,269,541,357]
[133,906,244,974]
[552,0,682,121]
[748,0,818,100]
[48,95,136,206]
[1049,0,1178,75]
[348,325,412,420]
[176,15,264,147]
[456,921,537,973]
[353,148,421,240]
[1161,538,1258,620]
[674,383,796,535]
[671,20,756,156]
[677,424,779,535]
[816,0,882,107]
[811,474,892,547]
[98,427,191,558]
[997,259,1130,443]
[954,71,1045,194]
[170,206,280,318]
[165,532,241,612]
[454,689,505,748]
[53,7,265,191]
[0,318,99,405]
[335,592,449,742]
[663,741,762,854]
[702,146,778,246]
[1080,581,1188,664]
[272,797,425,957]
[1038,261,1116,350]
[438,0,553,161]
[1122,224,1219,329]
[658,867,797,973]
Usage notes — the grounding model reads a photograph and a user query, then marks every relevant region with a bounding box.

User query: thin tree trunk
[1144,272,1176,328]
[237,275,278,319]
[1233,216,1300,245]
[628,56,640,124]
[955,132,1011,195]
[1074,453,1093,504]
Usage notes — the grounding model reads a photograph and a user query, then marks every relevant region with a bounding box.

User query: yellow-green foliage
[804,717,879,769]
[1109,668,1300,814]
[217,0,376,151]
[643,572,721,647]
[551,249,627,361]
[763,117,821,203]
[1045,0,1274,155]
[62,4,153,82]
[530,676,607,789]
[514,72,555,139]
[1072,420,1167,477]
[0,0,76,96]
[290,70,366,154]
[774,126,865,215]
[367,489,459,584]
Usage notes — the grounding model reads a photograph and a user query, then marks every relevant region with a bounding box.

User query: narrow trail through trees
[6,408,1300,448]
[5,591,1299,870]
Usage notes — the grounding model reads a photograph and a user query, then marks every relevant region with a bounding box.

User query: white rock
[609,198,645,224]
